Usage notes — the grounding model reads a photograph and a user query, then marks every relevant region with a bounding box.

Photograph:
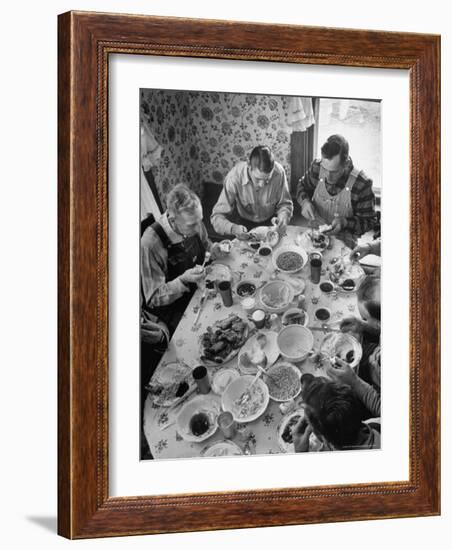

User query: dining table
[143,225,362,459]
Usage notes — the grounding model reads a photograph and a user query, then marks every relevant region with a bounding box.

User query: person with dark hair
[211,145,293,239]
[296,134,376,248]
[292,374,380,452]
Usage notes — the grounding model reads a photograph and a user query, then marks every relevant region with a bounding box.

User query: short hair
[249,145,274,174]
[302,378,364,449]
[166,184,201,216]
[321,134,350,164]
[357,274,381,321]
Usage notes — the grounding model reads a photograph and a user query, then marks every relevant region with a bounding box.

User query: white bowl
[281,307,309,328]
[277,325,314,362]
[272,245,308,274]
[176,395,220,442]
[221,375,269,423]
[259,280,294,314]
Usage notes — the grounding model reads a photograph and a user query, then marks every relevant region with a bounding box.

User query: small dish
[211,368,240,395]
[277,325,314,362]
[176,395,220,443]
[238,330,280,374]
[259,280,294,314]
[281,307,309,328]
[314,307,332,322]
[201,440,243,457]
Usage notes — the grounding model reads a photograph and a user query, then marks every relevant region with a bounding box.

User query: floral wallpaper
[141,89,305,208]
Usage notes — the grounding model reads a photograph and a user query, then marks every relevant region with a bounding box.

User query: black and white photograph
[140,89,381,460]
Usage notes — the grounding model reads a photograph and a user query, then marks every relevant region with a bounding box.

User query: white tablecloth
[143,227,360,459]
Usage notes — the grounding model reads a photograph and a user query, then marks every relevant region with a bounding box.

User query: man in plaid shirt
[296,134,376,247]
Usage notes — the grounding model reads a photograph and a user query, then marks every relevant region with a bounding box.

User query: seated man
[210,145,293,240]
[296,134,376,248]
[141,183,222,338]
[292,374,380,453]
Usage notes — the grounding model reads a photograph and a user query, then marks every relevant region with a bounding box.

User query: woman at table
[296,134,376,249]
[210,145,293,240]
[141,184,223,339]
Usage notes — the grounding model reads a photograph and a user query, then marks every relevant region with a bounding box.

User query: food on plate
[148,379,189,402]
[266,363,301,401]
[267,229,280,247]
[282,310,306,326]
[200,314,248,364]
[236,281,257,297]
[233,383,267,420]
[261,283,291,309]
[147,362,193,406]
[309,230,329,249]
[276,251,304,271]
[239,335,267,369]
[320,332,362,369]
[189,412,211,437]
[211,368,240,394]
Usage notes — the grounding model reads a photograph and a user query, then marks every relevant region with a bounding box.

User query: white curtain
[286,97,315,132]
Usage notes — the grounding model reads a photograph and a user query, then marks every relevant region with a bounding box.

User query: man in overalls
[210,145,293,240]
[140,184,221,338]
[296,134,376,248]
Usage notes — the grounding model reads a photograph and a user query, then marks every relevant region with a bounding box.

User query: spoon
[239,355,267,405]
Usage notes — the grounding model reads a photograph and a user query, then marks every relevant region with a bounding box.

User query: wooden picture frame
[58,11,440,538]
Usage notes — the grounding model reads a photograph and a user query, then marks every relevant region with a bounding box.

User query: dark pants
[140,341,165,460]
[225,209,273,233]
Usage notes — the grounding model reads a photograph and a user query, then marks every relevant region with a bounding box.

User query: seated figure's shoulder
[141,224,160,249]
[225,161,246,186]
[355,169,374,190]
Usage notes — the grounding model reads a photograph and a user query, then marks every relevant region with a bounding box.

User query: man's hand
[232,224,249,241]
[292,416,313,453]
[300,199,316,221]
[210,242,228,260]
[327,216,348,234]
[350,243,371,261]
[275,213,289,233]
[180,265,205,285]
[340,316,365,334]
[325,357,358,387]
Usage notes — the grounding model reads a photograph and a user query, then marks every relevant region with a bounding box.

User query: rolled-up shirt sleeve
[275,168,293,221]
[210,172,238,235]
[141,233,189,308]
